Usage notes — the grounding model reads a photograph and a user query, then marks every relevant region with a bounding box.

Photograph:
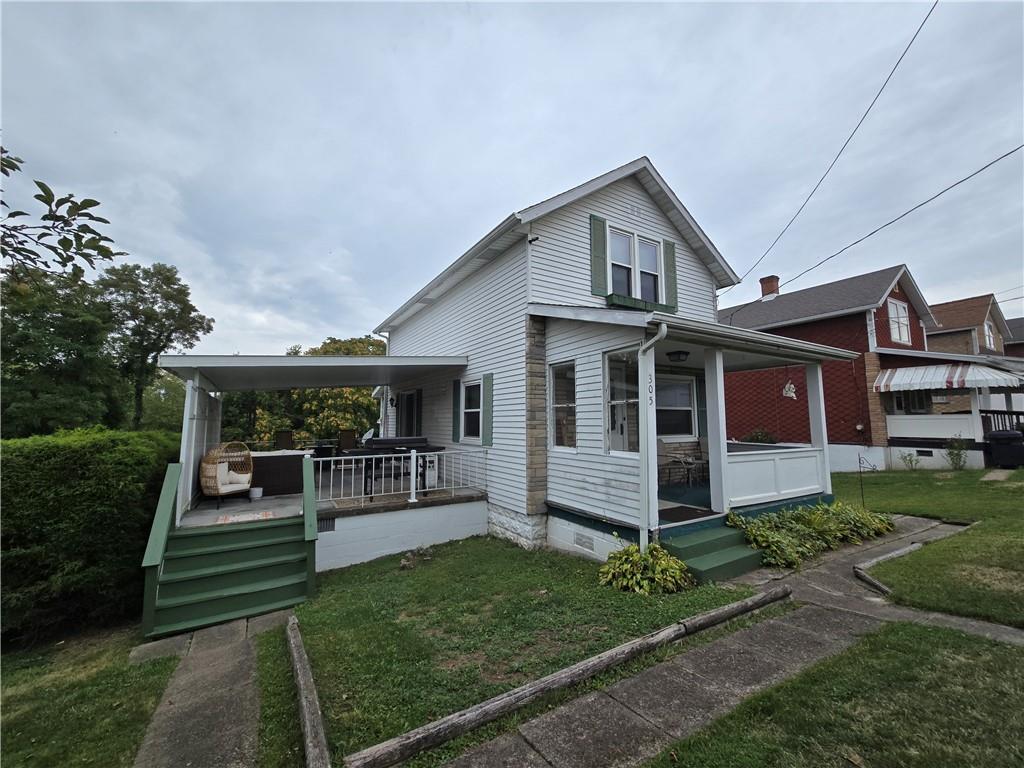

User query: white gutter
[637,322,667,552]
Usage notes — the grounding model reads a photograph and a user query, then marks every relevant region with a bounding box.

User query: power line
[721,0,940,294]
[994,284,1024,296]
[996,294,1024,304]
[779,144,1024,289]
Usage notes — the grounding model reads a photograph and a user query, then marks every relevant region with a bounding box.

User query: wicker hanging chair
[200,442,254,507]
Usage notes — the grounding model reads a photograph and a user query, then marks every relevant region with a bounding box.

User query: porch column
[176,375,198,524]
[638,346,658,548]
[704,348,729,514]
[969,389,985,442]
[1006,393,1015,413]
[805,363,832,495]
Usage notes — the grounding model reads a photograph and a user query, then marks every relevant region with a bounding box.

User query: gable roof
[927,295,1011,339]
[1006,316,1024,344]
[375,157,738,333]
[719,264,937,331]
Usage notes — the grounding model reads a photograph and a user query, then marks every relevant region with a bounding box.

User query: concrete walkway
[132,611,290,768]
[448,515,1024,767]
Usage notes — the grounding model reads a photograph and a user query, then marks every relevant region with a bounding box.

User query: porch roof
[873,363,1023,393]
[158,354,467,391]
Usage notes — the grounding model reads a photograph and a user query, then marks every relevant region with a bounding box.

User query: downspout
[637,322,668,551]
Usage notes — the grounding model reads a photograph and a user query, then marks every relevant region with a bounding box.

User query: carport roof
[159,354,467,391]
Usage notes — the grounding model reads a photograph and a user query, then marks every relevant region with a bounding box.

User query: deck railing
[141,463,183,637]
[312,449,487,506]
[981,409,1024,434]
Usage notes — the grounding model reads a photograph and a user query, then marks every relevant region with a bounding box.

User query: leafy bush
[740,428,777,444]
[898,451,920,471]
[599,541,696,595]
[1,428,179,639]
[727,501,894,569]
[945,434,969,471]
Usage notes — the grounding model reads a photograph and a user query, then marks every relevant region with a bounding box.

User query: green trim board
[589,214,608,296]
[451,379,461,442]
[545,502,640,543]
[606,293,676,313]
[481,373,494,447]
[662,240,677,311]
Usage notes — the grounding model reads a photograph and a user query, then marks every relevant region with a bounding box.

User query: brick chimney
[759,275,780,298]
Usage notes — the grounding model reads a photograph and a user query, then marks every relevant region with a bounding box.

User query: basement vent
[317,517,336,533]
[574,532,595,552]
[915,449,934,458]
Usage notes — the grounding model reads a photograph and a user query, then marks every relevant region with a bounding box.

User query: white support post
[969,389,985,443]
[637,347,658,550]
[176,376,197,524]
[704,348,729,514]
[408,449,418,503]
[805,363,832,495]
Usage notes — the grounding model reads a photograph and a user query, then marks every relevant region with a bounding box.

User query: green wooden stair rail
[302,455,318,595]
[142,463,183,636]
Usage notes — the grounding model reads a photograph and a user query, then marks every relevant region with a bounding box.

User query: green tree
[1,270,124,437]
[294,335,385,439]
[133,371,187,432]
[1,147,124,281]
[97,263,214,430]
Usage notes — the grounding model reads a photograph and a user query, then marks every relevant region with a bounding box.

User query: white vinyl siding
[387,240,529,513]
[888,299,912,345]
[528,176,716,320]
[545,318,645,525]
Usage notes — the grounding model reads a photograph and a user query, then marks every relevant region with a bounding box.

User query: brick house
[927,294,1012,355]
[719,265,1024,470]
[1007,317,1024,358]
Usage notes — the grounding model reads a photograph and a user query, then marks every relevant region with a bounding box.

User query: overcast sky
[3,1,1022,354]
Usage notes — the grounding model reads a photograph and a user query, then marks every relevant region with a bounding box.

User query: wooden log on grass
[343,585,792,768]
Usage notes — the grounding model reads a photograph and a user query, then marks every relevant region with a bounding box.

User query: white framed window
[893,390,930,414]
[605,349,639,453]
[549,362,576,449]
[984,321,996,349]
[656,375,697,440]
[462,380,481,440]
[607,226,662,304]
[888,299,912,345]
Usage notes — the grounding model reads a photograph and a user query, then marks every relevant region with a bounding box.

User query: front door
[398,391,419,437]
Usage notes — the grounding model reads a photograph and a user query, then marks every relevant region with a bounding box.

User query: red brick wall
[724,314,873,445]
[875,282,927,349]
[1006,342,1024,358]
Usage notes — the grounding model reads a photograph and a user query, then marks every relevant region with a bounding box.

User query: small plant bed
[1,626,178,767]
[295,536,752,763]
[833,470,1024,628]
[644,622,1024,768]
[727,501,894,569]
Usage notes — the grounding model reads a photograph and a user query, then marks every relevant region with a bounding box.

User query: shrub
[740,427,777,444]
[945,434,969,471]
[599,540,696,595]
[727,502,894,569]
[1,428,179,640]
[898,451,920,471]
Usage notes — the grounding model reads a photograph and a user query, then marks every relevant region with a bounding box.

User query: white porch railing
[885,414,976,441]
[313,449,487,505]
[726,446,827,508]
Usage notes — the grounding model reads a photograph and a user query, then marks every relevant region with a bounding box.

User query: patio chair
[657,439,687,486]
[682,437,710,484]
[200,442,254,508]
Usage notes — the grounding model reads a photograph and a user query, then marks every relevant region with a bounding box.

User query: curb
[286,615,332,768]
[853,520,977,596]
[343,585,792,768]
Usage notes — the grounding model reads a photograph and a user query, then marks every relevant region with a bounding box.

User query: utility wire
[721,0,940,295]
[779,144,1024,289]
[993,284,1024,296]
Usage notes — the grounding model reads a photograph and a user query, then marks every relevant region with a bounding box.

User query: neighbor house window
[608,227,662,303]
[893,390,930,414]
[984,321,996,349]
[606,350,639,452]
[888,299,912,344]
[550,362,576,448]
[656,376,697,439]
[462,381,481,439]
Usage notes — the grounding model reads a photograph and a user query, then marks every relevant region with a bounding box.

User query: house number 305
[648,373,655,406]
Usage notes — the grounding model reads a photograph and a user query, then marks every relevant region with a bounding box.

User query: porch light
[667,350,690,363]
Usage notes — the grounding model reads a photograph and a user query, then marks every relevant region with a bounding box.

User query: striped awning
[873,363,1023,392]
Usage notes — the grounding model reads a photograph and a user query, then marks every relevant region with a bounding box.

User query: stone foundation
[488,502,547,549]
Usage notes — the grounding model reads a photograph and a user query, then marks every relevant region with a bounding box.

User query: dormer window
[608,227,662,303]
[888,299,912,345]
[984,321,996,349]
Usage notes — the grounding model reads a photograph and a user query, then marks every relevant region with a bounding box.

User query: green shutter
[481,373,494,447]
[414,389,423,437]
[590,214,608,297]
[663,240,677,311]
[451,380,461,443]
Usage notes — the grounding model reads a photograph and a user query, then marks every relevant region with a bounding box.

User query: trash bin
[249,487,264,500]
[986,430,1024,469]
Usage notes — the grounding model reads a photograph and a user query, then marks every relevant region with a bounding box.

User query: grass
[254,627,305,768]
[295,535,754,764]
[832,469,1024,628]
[1,626,178,768]
[645,622,1024,768]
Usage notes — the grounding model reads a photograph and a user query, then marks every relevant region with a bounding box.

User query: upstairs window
[550,362,577,448]
[608,227,662,304]
[984,321,996,349]
[888,299,911,345]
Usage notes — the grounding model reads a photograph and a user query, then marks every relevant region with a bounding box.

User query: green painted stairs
[662,525,762,583]
[147,517,311,638]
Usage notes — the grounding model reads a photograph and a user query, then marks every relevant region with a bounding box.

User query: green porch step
[685,545,763,584]
[661,526,746,561]
[149,595,307,639]
[152,573,308,630]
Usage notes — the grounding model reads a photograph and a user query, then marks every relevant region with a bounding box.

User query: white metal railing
[312,449,487,506]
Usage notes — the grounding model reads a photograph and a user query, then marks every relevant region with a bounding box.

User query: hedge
[1,428,179,640]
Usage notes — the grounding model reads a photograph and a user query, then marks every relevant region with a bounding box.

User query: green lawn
[1,627,178,768]
[832,469,1024,628]
[645,622,1024,768]
[295,535,753,763]
[255,627,305,768]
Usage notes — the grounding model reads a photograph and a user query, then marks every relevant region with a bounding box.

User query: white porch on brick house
[532,305,858,550]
